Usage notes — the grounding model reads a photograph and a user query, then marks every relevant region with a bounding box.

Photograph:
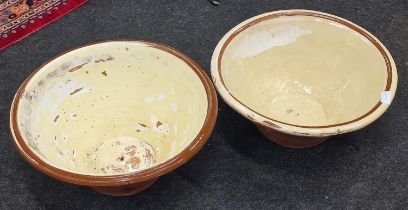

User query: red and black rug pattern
[0,0,87,50]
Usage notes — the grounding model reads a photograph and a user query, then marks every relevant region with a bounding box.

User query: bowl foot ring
[256,125,329,148]
[90,177,159,196]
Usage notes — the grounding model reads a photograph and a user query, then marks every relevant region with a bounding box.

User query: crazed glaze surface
[17,41,208,175]
[221,16,388,126]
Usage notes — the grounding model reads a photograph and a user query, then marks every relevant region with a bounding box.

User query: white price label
[380,91,392,104]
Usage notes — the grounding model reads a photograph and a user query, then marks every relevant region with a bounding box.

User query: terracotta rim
[10,40,218,186]
[211,10,398,136]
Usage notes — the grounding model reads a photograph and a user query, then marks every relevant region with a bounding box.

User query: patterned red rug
[0,0,87,50]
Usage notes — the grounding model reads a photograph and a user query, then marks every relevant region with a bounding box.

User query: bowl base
[90,178,159,196]
[256,125,328,148]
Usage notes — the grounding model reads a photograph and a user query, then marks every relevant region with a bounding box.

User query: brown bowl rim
[9,40,218,186]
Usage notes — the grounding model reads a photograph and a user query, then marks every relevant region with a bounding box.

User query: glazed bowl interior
[213,10,397,135]
[14,41,210,176]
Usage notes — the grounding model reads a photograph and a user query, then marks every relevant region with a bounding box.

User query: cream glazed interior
[218,13,395,128]
[16,41,208,175]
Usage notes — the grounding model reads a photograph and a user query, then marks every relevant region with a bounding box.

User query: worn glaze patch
[232,25,312,59]
[221,16,388,126]
[17,42,208,175]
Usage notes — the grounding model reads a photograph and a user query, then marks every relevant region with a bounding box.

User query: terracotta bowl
[10,40,217,196]
[211,10,397,148]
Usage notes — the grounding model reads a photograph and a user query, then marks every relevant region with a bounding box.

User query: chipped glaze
[12,41,216,180]
[16,42,208,175]
[211,10,397,147]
